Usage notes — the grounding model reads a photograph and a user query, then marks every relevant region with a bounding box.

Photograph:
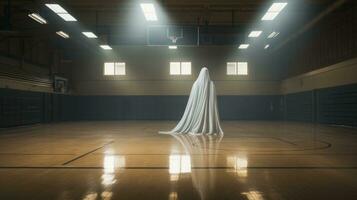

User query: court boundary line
[61,141,114,165]
[1,166,357,170]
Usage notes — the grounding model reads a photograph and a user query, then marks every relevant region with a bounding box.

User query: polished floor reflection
[1,121,357,199]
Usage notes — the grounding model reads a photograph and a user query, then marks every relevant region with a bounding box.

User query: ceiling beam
[274,0,348,51]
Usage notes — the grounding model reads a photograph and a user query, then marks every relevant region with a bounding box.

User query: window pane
[237,62,248,75]
[170,62,181,75]
[115,62,126,75]
[181,62,191,75]
[227,62,237,75]
[104,62,115,75]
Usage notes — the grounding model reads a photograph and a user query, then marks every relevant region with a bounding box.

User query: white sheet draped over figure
[161,67,223,135]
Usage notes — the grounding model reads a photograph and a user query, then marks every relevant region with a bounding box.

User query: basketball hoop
[169,36,179,44]
[167,28,183,44]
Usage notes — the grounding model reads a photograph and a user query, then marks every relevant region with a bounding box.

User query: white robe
[162,67,223,135]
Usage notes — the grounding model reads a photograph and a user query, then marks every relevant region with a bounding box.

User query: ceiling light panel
[56,31,69,39]
[28,13,47,24]
[268,32,280,38]
[239,44,249,49]
[82,32,98,38]
[100,45,113,50]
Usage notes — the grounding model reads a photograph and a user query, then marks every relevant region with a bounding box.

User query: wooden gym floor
[0,121,357,200]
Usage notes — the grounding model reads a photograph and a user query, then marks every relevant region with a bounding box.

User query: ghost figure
[162,67,223,135]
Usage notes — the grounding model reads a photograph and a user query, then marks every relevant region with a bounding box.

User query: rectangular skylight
[56,31,69,39]
[58,13,77,21]
[268,3,288,12]
[262,12,279,20]
[239,44,249,49]
[45,4,67,13]
[82,32,98,38]
[28,13,47,24]
[248,31,262,38]
[261,2,287,21]
[169,45,177,49]
[140,3,158,21]
[45,3,77,22]
[100,45,112,50]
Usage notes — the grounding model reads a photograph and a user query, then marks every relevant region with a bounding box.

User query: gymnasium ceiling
[0,0,348,48]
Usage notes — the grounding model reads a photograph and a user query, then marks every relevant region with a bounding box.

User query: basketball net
[169,36,179,44]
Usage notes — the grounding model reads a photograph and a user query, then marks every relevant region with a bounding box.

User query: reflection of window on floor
[227,62,248,75]
[82,192,98,200]
[104,62,126,75]
[101,191,113,200]
[170,62,191,75]
[169,192,178,200]
[169,155,191,181]
[102,155,125,186]
[241,190,264,200]
[90,155,126,200]
[226,155,248,177]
